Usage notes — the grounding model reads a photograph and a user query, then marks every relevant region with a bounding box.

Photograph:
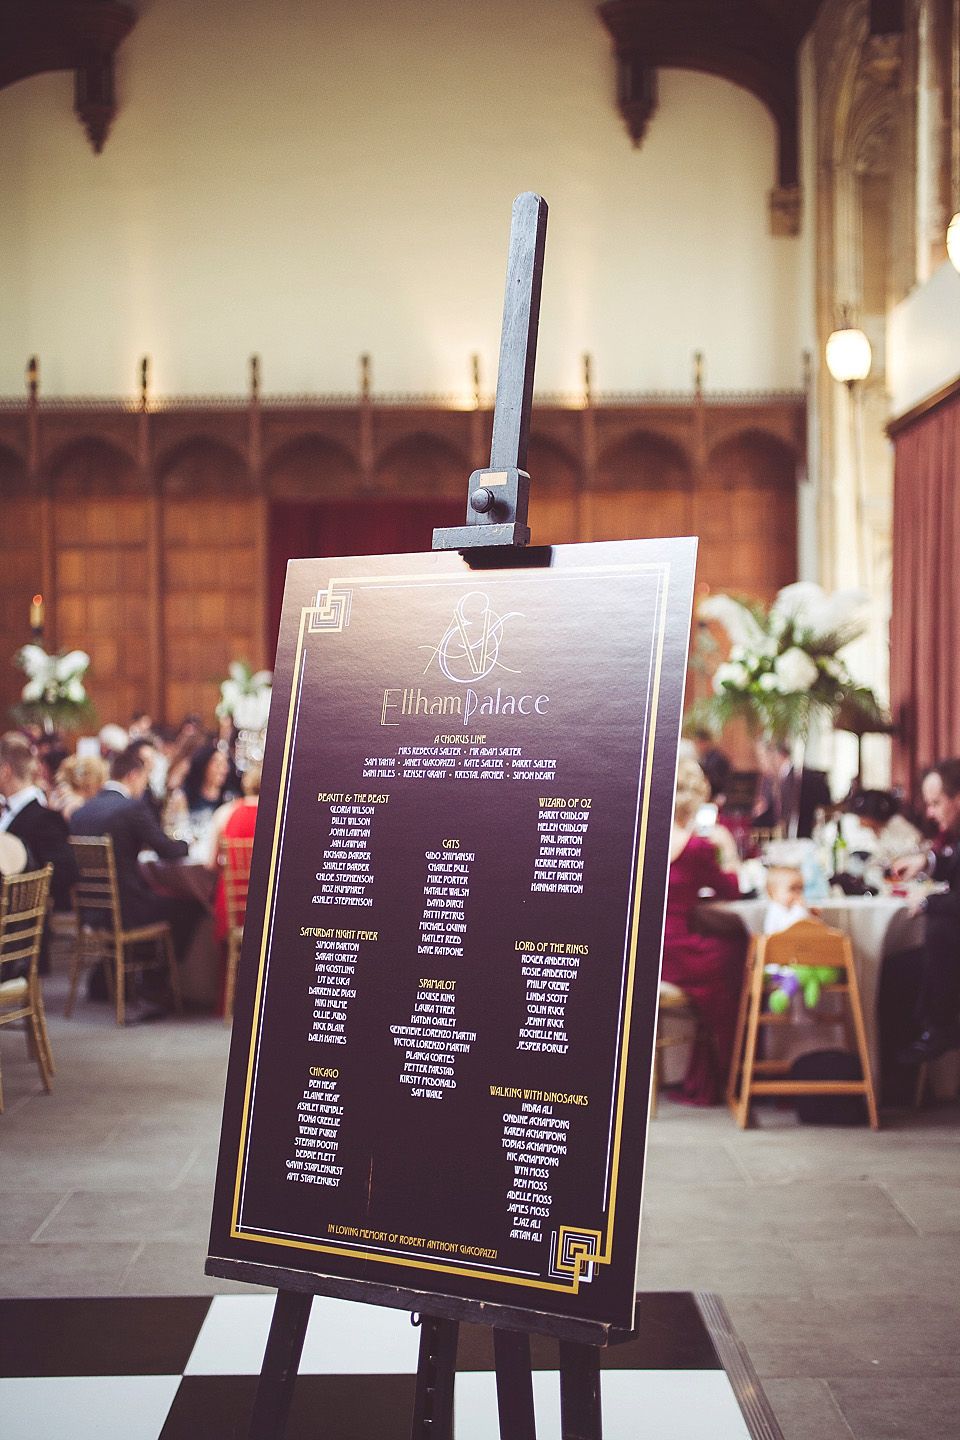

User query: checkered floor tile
[0,1293,774,1439]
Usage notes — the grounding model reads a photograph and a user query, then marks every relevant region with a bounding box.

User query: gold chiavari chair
[67,836,181,1026]
[652,980,707,1116]
[0,864,55,1111]
[221,835,255,1023]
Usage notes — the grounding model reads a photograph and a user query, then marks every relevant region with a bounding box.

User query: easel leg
[558,1342,602,1440]
[494,1328,537,1440]
[246,1288,313,1440]
[410,1315,459,1440]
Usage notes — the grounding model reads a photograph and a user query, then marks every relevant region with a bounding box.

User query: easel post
[411,1315,460,1440]
[242,190,614,1440]
[493,1329,537,1440]
[245,1288,313,1440]
[432,190,547,552]
[558,1341,603,1440]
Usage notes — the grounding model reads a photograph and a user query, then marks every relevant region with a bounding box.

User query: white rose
[773,647,819,693]
[758,672,780,692]
[18,645,51,680]
[234,691,271,731]
[55,650,90,681]
[713,661,751,693]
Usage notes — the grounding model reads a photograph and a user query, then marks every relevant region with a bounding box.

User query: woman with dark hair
[180,743,239,824]
[846,789,922,870]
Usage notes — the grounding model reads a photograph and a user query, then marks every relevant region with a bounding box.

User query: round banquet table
[140,858,219,1009]
[705,895,959,1099]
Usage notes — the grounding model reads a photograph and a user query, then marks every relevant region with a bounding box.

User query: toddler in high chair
[763,865,814,934]
[762,866,834,1012]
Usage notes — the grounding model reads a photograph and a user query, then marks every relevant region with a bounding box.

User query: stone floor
[1,962,958,1440]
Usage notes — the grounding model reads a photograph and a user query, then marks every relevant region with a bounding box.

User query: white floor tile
[183,1293,277,1375]
[0,1375,181,1440]
[184,1292,420,1375]
[454,1370,751,1440]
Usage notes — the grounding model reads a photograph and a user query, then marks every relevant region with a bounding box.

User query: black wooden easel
[242,192,627,1440]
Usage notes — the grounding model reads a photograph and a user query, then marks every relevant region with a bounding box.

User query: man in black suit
[891,757,960,1064]
[0,732,78,975]
[0,731,78,909]
[71,746,205,974]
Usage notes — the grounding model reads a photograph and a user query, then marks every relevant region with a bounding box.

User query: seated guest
[206,763,261,894]
[694,729,732,802]
[98,723,131,762]
[125,735,166,823]
[0,832,28,878]
[50,753,108,822]
[846,789,923,870]
[206,765,260,1010]
[71,747,205,989]
[661,757,746,1104]
[178,742,239,828]
[763,865,813,934]
[888,758,960,1064]
[0,731,77,912]
[0,831,28,979]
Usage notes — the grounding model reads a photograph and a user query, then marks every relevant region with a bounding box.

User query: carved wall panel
[0,391,803,725]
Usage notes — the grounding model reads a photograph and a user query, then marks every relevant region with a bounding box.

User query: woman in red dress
[206,764,260,1012]
[662,755,746,1104]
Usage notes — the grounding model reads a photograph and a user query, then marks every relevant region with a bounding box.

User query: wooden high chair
[727,919,879,1130]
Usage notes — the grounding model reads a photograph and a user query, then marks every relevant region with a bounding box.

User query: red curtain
[890,390,960,791]
[269,499,463,660]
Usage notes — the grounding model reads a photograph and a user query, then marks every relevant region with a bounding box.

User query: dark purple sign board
[207,536,696,1342]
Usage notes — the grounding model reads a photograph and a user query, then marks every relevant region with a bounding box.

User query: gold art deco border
[229,559,670,1296]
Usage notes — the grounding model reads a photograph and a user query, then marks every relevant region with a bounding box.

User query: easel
[237,192,634,1439]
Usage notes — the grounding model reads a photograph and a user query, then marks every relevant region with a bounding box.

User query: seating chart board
[208,536,696,1336]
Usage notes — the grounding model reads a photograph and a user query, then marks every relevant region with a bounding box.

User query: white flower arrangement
[12,645,95,727]
[217,661,272,733]
[687,583,885,742]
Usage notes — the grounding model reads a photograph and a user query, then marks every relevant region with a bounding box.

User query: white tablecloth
[709,896,959,1098]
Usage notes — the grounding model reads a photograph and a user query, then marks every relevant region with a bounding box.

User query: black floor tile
[0,1296,212,1377]
[454,1292,721,1371]
[160,1375,418,1440]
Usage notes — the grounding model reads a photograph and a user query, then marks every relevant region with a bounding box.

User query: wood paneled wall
[0,392,803,730]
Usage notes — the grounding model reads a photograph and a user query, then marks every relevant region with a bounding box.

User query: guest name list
[208,541,696,1332]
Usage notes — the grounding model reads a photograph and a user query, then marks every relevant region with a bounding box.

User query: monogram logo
[421,592,521,684]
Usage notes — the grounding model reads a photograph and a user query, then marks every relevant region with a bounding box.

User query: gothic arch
[526,434,583,495]
[157,436,252,495]
[0,441,27,495]
[374,432,469,498]
[703,429,799,491]
[596,429,692,492]
[47,436,141,496]
[265,434,358,500]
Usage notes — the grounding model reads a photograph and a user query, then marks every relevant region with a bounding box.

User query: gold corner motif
[549,1226,608,1286]
[307,585,353,633]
